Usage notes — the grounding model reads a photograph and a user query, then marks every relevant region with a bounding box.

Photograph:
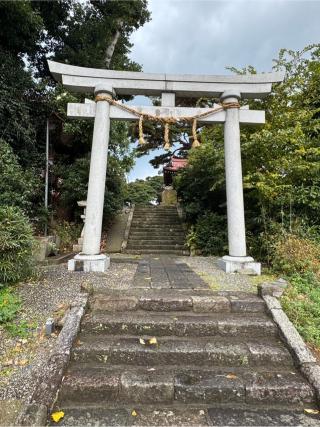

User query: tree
[124,176,163,205]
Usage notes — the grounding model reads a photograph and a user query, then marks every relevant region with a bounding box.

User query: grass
[281,272,320,349]
[0,286,36,338]
[0,287,21,324]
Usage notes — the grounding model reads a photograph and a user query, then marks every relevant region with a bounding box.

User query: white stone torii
[48,60,284,274]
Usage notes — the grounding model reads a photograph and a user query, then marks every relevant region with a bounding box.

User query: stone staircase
[125,205,189,255]
[53,258,318,426]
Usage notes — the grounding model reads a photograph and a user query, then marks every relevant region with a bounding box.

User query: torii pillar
[218,90,261,274]
[68,84,113,272]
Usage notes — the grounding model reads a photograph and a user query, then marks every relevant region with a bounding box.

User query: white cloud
[128,0,320,179]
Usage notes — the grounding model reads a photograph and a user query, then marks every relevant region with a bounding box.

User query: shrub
[0,206,36,286]
[53,221,82,252]
[186,212,228,256]
[0,139,40,214]
[272,234,320,279]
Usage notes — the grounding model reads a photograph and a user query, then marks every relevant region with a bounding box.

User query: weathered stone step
[50,404,320,426]
[132,218,182,223]
[126,244,187,250]
[130,225,183,230]
[73,335,289,367]
[81,311,277,337]
[90,291,266,313]
[129,232,186,238]
[59,365,313,407]
[128,238,186,245]
[125,249,189,255]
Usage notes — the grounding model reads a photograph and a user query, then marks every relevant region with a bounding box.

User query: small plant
[0,206,36,286]
[53,221,82,253]
[5,320,35,338]
[0,287,21,323]
[273,234,320,279]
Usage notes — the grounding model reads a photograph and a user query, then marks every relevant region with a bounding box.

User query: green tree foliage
[175,45,320,258]
[0,0,150,228]
[0,206,35,286]
[0,140,41,216]
[125,176,163,205]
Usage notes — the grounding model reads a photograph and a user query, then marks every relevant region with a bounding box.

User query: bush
[186,212,228,256]
[272,234,320,279]
[0,139,40,215]
[53,221,82,252]
[0,206,36,286]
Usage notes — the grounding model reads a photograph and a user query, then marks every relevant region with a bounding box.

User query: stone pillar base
[68,253,110,272]
[218,255,261,275]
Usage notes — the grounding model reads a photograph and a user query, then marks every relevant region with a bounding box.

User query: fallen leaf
[144,277,151,280]
[304,408,319,415]
[139,338,146,345]
[18,359,29,366]
[148,337,158,345]
[51,411,65,422]
[131,410,138,417]
[226,374,238,379]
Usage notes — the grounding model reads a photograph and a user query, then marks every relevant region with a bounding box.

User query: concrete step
[89,291,266,314]
[72,335,292,368]
[58,365,313,407]
[81,312,277,337]
[50,404,320,426]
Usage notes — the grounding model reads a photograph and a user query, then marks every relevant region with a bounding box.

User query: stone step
[132,219,181,224]
[89,291,266,313]
[132,213,181,217]
[125,249,189,255]
[58,365,313,407]
[126,244,187,250]
[50,405,320,426]
[72,335,292,368]
[81,311,277,337]
[129,232,186,238]
[134,207,178,211]
[130,225,185,230]
[128,238,186,245]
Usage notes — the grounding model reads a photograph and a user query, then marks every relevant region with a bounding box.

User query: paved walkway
[133,257,208,289]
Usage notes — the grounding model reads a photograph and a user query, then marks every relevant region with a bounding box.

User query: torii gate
[48,61,283,274]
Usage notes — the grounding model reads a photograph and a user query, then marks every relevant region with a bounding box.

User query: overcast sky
[127,0,320,181]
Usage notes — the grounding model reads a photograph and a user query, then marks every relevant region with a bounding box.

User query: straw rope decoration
[95,94,240,150]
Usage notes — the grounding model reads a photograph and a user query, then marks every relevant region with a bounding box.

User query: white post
[218,90,261,274]
[68,83,113,272]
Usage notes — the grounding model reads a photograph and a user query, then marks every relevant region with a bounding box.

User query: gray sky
[127,0,320,181]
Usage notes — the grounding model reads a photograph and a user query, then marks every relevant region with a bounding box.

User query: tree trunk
[105,19,123,68]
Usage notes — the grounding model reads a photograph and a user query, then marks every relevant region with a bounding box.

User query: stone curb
[15,294,88,426]
[262,292,320,404]
[121,204,135,252]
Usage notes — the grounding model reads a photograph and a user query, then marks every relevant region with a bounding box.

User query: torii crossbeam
[48,60,284,274]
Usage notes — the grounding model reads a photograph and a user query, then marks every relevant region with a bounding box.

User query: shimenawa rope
[95,94,240,150]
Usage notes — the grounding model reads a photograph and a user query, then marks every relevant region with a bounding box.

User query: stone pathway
[51,256,319,426]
